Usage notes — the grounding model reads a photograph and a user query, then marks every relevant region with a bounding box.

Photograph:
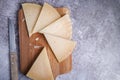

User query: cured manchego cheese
[22,3,42,36]
[44,34,76,62]
[32,3,61,34]
[40,14,72,39]
[56,8,70,16]
[26,47,54,80]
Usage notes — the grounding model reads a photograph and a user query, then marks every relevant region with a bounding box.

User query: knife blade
[8,18,18,80]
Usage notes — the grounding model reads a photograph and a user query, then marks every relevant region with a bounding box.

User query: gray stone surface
[0,0,120,80]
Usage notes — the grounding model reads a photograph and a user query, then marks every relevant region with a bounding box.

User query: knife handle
[10,52,18,80]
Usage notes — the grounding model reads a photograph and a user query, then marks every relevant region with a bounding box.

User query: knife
[8,18,18,80]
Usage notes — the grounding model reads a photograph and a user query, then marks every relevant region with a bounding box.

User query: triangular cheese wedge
[26,47,54,80]
[22,3,42,36]
[40,14,72,39]
[32,3,61,34]
[56,8,70,16]
[44,34,76,62]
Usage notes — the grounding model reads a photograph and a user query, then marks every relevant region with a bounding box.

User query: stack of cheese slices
[22,3,76,80]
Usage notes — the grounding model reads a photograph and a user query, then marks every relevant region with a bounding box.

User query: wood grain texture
[10,52,18,80]
[18,8,72,79]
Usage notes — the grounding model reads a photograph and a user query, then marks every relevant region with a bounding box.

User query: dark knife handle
[10,52,18,80]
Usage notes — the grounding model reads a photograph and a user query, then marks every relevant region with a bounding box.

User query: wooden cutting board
[18,8,72,79]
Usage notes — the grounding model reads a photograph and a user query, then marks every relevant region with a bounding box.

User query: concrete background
[0,0,120,80]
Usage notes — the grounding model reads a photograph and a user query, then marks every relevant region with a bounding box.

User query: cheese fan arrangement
[19,3,76,80]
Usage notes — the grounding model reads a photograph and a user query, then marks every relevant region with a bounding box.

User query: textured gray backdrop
[0,0,120,80]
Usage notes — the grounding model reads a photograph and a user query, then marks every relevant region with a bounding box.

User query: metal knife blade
[8,18,16,52]
[8,18,18,80]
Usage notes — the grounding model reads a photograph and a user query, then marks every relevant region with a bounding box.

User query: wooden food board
[18,8,72,79]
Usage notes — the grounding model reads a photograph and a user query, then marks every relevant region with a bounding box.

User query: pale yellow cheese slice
[44,34,76,62]
[22,3,42,36]
[40,14,72,39]
[26,47,54,80]
[56,8,70,16]
[32,3,61,34]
